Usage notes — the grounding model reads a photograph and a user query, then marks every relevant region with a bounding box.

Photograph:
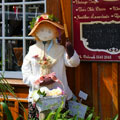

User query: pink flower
[43,56,47,61]
[37,15,49,23]
[33,55,39,58]
[32,103,36,108]
[37,113,39,118]
[62,91,65,95]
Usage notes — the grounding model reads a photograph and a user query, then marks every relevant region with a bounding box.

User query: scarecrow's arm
[64,49,80,67]
[21,55,38,87]
[64,41,80,67]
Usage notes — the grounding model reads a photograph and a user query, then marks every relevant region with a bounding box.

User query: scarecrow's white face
[36,23,58,41]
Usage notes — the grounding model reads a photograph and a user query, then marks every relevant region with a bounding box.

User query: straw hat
[29,14,64,37]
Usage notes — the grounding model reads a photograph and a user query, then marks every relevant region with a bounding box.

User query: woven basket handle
[55,79,66,94]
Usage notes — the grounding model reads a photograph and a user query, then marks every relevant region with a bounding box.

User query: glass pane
[26,4,44,36]
[26,39,36,54]
[5,40,23,71]
[5,5,23,37]
[5,0,22,2]
[0,40,2,71]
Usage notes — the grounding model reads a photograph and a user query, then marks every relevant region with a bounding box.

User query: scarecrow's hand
[40,77,55,86]
[65,41,74,59]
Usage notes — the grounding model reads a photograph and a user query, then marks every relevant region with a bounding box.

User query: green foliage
[61,110,70,119]
[0,73,14,101]
[29,18,36,29]
[29,14,59,29]
[94,116,100,120]
[0,61,2,66]
[0,102,22,120]
[0,102,13,120]
[45,101,79,120]
[112,115,118,120]
[45,111,55,120]
[86,113,93,120]
[1,101,118,120]
[48,14,58,22]
[44,102,118,120]
[0,72,27,119]
[37,89,47,97]
[54,101,64,120]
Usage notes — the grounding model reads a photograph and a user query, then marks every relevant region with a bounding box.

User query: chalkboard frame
[80,21,120,55]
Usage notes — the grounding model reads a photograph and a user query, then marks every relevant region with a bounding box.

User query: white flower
[32,90,40,102]
[40,87,50,94]
[41,14,49,19]
[36,17,39,23]
[47,87,63,96]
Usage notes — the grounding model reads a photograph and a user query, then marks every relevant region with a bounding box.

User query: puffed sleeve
[64,50,80,67]
[21,51,38,87]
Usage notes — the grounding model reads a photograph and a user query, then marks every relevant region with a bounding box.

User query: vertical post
[23,0,26,57]
[14,101,19,119]
[112,63,118,116]
[92,63,99,114]
[2,0,5,72]
[44,0,47,13]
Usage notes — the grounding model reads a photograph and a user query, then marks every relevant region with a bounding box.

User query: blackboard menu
[73,0,120,61]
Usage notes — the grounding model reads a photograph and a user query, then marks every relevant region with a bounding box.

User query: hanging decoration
[13,5,19,20]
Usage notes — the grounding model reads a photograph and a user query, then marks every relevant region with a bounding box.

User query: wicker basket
[36,95,66,112]
[36,81,66,112]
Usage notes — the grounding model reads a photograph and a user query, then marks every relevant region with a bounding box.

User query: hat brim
[28,20,64,36]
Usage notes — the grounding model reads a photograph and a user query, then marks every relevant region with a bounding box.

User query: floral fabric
[28,102,39,120]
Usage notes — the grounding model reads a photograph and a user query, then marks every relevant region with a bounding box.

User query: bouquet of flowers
[33,55,52,69]
[33,55,56,76]
[32,86,64,102]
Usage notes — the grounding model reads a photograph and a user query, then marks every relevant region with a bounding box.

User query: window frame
[0,0,46,78]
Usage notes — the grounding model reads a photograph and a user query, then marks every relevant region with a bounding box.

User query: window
[0,0,46,78]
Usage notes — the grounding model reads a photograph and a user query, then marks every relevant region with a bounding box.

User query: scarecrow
[22,14,80,120]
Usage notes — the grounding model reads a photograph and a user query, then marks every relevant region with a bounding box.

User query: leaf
[112,115,118,120]
[57,119,65,120]
[37,89,46,97]
[0,102,13,120]
[86,113,93,120]
[61,110,70,118]
[16,114,23,120]
[73,114,78,120]
[48,14,58,22]
[29,18,36,29]
[54,101,64,120]
[45,111,55,120]
[79,118,84,120]
[16,116,21,120]
[67,118,75,120]
[94,116,100,120]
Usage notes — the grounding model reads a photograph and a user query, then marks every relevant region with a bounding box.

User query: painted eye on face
[48,30,52,34]
[40,28,44,32]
